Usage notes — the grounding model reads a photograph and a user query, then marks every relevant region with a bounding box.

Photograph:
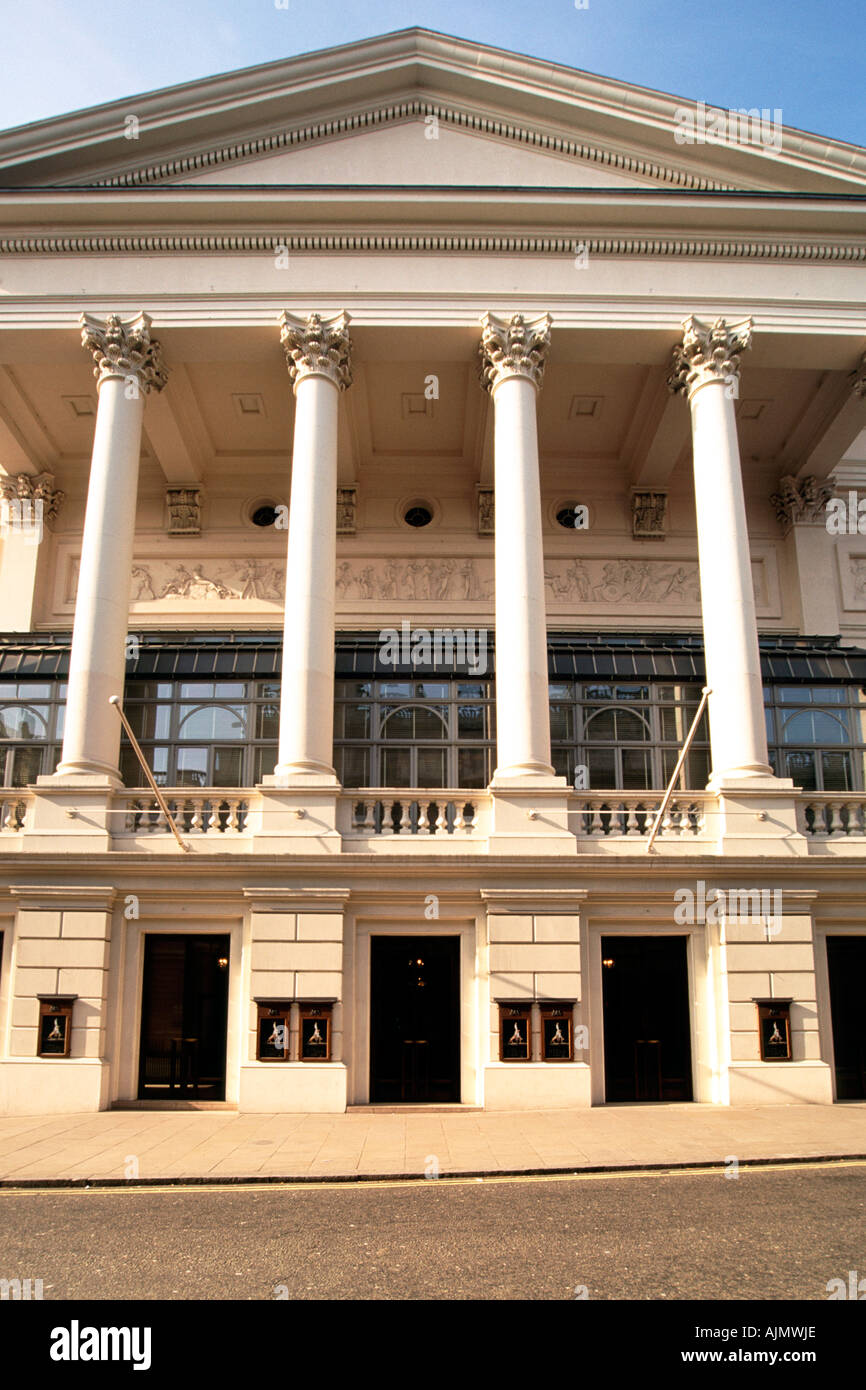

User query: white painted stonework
[0,29,864,1118]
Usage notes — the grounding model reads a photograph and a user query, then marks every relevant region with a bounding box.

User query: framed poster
[540,1004,574,1061]
[256,1001,291,1061]
[499,1004,531,1062]
[37,997,75,1057]
[756,1000,793,1062]
[299,1004,332,1061]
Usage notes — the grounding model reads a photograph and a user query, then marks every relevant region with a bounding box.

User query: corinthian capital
[0,471,65,526]
[479,312,552,393]
[80,311,167,394]
[279,310,353,390]
[668,316,753,398]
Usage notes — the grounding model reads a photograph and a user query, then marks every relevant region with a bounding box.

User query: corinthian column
[54,312,166,781]
[480,312,556,781]
[669,316,773,786]
[274,311,352,781]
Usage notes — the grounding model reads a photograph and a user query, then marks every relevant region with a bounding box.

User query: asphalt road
[1,1162,864,1301]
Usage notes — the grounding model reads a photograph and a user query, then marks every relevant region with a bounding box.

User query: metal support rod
[108,695,191,852]
[646,686,711,854]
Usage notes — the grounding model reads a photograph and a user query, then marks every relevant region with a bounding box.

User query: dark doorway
[370,936,460,1102]
[138,934,230,1101]
[826,936,866,1100]
[602,935,693,1102]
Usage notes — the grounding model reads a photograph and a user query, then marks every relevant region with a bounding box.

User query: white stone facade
[0,30,865,1115]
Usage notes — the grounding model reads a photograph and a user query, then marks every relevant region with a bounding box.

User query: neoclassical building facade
[0,29,865,1116]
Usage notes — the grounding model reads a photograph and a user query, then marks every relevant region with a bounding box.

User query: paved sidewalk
[1,1103,865,1183]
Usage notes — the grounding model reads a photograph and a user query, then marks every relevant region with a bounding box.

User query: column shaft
[274,311,352,782]
[670,317,772,785]
[480,312,555,781]
[56,314,165,781]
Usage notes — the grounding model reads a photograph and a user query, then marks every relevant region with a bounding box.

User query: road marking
[0,1157,864,1196]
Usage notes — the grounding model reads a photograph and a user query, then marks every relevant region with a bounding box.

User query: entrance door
[602,935,693,1102]
[138,934,230,1101]
[370,936,460,1102]
[826,936,866,1100]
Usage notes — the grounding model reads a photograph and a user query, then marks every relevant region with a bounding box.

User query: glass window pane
[811,687,846,704]
[587,748,616,787]
[821,752,851,792]
[412,706,447,740]
[254,746,278,782]
[417,748,447,786]
[335,680,372,698]
[337,746,369,788]
[17,683,51,700]
[179,682,214,699]
[784,750,816,790]
[616,709,650,741]
[782,711,848,745]
[176,748,208,787]
[255,702,280,739]
[124,702,171,741]
[380,682,412,699]
[212,747,243,787]
[688,747,710,788]
[178,704,247,740]
[10,745,43,786]
[457,704,486,739]
[257,681,280,701]
[585,708,616,741]
[0,706,48,739]
[417,682,448,698]
[622,749,652,789]
[548,682,572,701]
[457,683,486,700]
[381,706,413,740]
[382,748,411,787]
[342,704,370,739]
[552,748,573,782]
[549,705,572,741]
[615,685,648,702]
[457,748,487,788]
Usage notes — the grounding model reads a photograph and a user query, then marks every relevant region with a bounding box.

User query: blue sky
[1,0,864,146]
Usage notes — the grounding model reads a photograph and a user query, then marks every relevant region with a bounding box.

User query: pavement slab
[0,1102,864,1182]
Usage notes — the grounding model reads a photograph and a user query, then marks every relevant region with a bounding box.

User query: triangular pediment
[0,28,863,195]
[177,117,660,190]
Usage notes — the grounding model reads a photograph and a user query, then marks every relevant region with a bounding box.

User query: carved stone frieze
[279,310,353,391]
[668,315,753,398]
[80,311,167,394]
[479,312,552,393]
